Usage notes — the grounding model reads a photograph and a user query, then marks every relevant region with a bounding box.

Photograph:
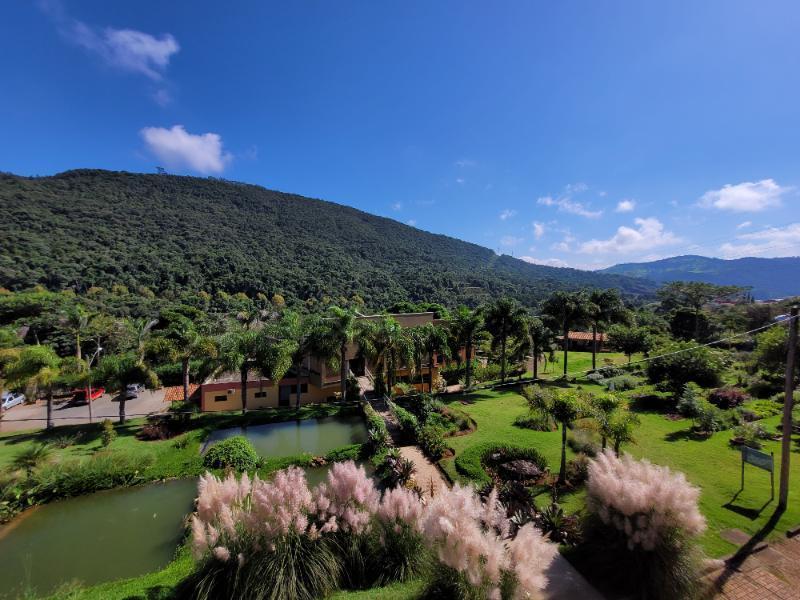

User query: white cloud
[520,256,569,268]
[455,159,476,168]
[564,182,588,194]
[736,221,752,230]
[140,125,232,174]
[551,241,571,252]
[719,222,800,258]
[499,209,517,221]
[41,1,179,81]
[698,179,790,212]
[537,195,602,219]
[500,235,524,247]
[578,217,681,255]
[615,199,636,213]
[391,202,403,211]
[152,88,172,107]
[532,222,545,239]
[456,177,465,185]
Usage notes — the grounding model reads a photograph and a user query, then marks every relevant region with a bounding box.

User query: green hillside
[601,254,800,300]
[0,169,654,308]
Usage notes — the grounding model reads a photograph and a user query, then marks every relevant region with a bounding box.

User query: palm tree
[286,312,320,408]
[127,317,159,362]
[550,389,583,484]
[590,393,621,450]
[95,352,157,423]
[5,345,62,429]
[357,317,414,396]
[149,315,217,403]
[217,326,260,414]
[606,410,639,456]
[60,304,91,360]
[316,307,359,402]
[252,315,298,405]
[421,323,450,393]
[541,290,590,377]
[528,317,554,380]
[587,289,628,371]
[449,306,484,390]
[485,298,527,384]
[13,443,52,478]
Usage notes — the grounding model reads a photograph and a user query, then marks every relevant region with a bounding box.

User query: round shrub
[203,436,259,471]
[455,442,548,486]
[708,387,748,409]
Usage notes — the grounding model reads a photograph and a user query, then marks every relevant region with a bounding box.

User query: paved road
[0,388,168,432]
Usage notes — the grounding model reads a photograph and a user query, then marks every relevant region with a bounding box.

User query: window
[301,383,308,394]
[213,395,226,402]
[254,391,267,399]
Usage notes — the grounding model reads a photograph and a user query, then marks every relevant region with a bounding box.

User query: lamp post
[86,346,103,424]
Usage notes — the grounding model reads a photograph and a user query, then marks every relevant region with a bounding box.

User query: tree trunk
[119,392,126,424]
[694,307,701,341]
[500,334,507,383]
[591,323,597,371]
[46,388,54,429]
[340,345,347,402]
[241,367,248,414]
[601,435,607,450]
[182,358,190,403]
[429,350,435,393]
[559,422,567,483]
[295,355,303,409]
[465,340,472,389]
[533,342,539,379]
[562,325,569,376]
[75,334,82,361]
[614,440,621,456]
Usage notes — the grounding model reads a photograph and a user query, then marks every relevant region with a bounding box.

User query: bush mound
[708,387,748,409]
[455,442,548,486]
[203,436,259,471]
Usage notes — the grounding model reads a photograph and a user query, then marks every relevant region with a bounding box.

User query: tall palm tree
[528,317,554,380]
[606,410,639,456]
[217,326,259,414]
[422,323,450,393]
[449,306,484,390]
[286,312,320,408]
[149,315,217,403]
[5,345,62,429]
[95,352,157,424]
[128,317,159,362]
[60,304,91,360]
[590,393,621,450]
[550,389,583,484]
[315,307,358,401]
[541,290,590,377]
[484,298,527,384]
[252,314,298,405]
[357,317,413,396]
[587,289,628,371]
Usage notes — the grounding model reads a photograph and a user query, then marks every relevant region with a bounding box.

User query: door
[278,385,291,407]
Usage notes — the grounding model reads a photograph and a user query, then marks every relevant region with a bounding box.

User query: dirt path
[398,445,448,499]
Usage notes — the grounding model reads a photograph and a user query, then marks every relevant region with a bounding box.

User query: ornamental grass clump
[578,450,707,600]
[184,461,557,600]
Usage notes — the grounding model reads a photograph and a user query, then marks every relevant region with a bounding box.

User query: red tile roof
[559,331,608,342]
[163,384,200,403]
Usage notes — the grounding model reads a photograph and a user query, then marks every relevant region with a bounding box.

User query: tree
[550,389,584,483]
[95,352,157,423]
[217,327,260,414]
[60,304,90,360]
[541,291,590,377]
[484,298,527,384]
[646,340,723,395]
[606,411,639,455]
[587,289,628,370]
[128,317,159,362]
[449,306,484,390]
[5,345,62,429]
[658,282,743,341]
[286,312,320,408]
[528,317,555,380]
[313,307,359,402]
[607,324,651,364]
[590,393,621,450]
[421,323,450,393]
[149,315,217,403]
[357,316,413,396]
[252,315,298,403]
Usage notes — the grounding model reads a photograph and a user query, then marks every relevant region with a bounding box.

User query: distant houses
[557,330,608,352]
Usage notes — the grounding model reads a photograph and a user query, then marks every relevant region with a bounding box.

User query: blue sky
[2,1,799,269]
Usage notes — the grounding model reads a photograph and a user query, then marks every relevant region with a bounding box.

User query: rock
[497,459,543,481]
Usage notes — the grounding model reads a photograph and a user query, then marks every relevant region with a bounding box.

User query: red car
[72,387,105,403]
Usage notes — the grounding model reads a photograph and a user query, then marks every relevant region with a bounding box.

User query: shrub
[769,390,800,404]
[138,420,173,441]
[389,401,419,440]
[676,384,703,418]
[747,377,782,399]
[578,451,706,600]
[567,427,600,457]
[743,399,783,420]
[731,422,771,449]
[646,341,723,394]
[565,453,591,486]
[203,436,259,471]
[585,371,605,383]
[602,375,640,392]
[364,404,390,453]
[51,433,82,449]
[455,442,548,486]
[708,387,748,409]
[692,401,727,434]
[100,419,116,448]
[534,502,580,545]
[473,362,501,383]
[513,411,555,431]
[597,365,624,379]
[416,424,446,460]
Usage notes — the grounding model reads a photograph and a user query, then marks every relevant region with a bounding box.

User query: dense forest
[601,255,800,300]
[0,170,654,310]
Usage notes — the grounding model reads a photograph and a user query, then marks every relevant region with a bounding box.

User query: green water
[0,479,197,599]
[205,414,368,457]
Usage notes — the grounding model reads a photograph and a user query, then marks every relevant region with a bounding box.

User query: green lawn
[440,381,800,557]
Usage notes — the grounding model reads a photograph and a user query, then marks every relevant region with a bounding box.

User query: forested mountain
[0,169,654,309]
[601,255,800,300]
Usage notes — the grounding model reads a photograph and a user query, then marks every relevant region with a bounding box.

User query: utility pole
[779,305,798,510]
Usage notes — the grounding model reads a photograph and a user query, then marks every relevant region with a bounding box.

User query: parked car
[125,383,144,399]
[72,387,105,403]
[1,391,25,410]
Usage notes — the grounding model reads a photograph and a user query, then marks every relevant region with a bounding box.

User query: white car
[125,383,144,399]
[1,391,25,410]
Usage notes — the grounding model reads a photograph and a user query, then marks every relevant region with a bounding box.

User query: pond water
[0,478,197,600]
[204,414,368,457]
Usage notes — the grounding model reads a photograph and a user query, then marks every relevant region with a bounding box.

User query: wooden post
[778,306,798,510]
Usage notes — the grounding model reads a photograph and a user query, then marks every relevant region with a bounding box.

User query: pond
[0,478,197,599]
[204,414,368,457]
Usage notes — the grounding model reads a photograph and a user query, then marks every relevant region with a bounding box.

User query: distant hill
[600,255,800,299]
[0,169,654,309]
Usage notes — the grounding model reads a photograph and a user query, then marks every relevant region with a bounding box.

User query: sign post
[741,446,774,501]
